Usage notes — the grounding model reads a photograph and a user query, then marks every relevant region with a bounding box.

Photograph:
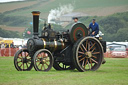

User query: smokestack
[31,11,40,38]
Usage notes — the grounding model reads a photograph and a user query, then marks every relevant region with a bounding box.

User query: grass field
[0,0,128,32]
[1,0,128,17]
[0,57,128,85]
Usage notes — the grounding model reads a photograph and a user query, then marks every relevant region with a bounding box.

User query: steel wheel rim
[16,50,32,71]
[34,50,53,71]
[76,38,103,71]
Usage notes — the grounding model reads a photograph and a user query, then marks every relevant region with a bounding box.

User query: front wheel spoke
[37,63,40,67]
[27,58,31,60]
[19,63,23,67]
[45,60,50,62]
[28,62,31,64]
[41,64,43,70]
[23,63,24,70]
[17,61,22,63]
[82,44,87,52]
[45,62,49,66]
[44,56,48,60]
[79,57,86,62]
[92,52,100,54]
[36,60,40,62]
[90,58,98,64]
[44,64,45,70]
[18,57,22,59]
[26,63,28,68]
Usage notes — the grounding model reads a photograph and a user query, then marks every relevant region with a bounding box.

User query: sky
[0,0,24,3]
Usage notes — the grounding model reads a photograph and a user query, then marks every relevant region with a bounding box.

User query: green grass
[0,57,128,85]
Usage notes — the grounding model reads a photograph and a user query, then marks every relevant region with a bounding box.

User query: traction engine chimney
[31,11,40,38]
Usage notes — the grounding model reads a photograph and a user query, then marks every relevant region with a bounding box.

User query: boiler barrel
[27,38,65,52]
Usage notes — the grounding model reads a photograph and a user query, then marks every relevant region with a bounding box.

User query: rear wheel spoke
[82,59,85,67]
[79,57,86,62]
[86,40,88,49]
[80,46,84,52]
[89,58,92,68]
[92,56,97,59]
[89,43,96,51]
[78,51,85,55]
[87,61,91,70]
[92,52,100,55]
[81,44,87,52]
[90,58,98,64]
[84,59,88,69]
[92,47,96,52]
[78,55,82,58]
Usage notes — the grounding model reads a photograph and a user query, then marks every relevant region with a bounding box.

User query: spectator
[0,43,1,48]
[1,42,5,56]
[10,42,15,48]
[5,43,9,48]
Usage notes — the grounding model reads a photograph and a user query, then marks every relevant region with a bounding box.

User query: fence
[0,48,128,58]
[104,52,128,58]
[0,48,19,57]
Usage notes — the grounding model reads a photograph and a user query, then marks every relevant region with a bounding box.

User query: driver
[88,19,99,36]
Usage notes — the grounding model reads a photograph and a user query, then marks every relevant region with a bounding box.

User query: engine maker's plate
[69,23,88,43]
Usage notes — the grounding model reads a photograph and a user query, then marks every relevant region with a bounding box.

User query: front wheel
[73,37,104,72]
[14,49,33,71]
[32,49,54,71]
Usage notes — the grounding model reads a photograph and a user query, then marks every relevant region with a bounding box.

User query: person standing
[10,42,15,48]
[1,42,5,56]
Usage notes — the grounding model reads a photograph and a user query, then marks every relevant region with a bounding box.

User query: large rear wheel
[73,37,104,72]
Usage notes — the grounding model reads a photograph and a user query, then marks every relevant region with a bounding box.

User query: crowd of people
[0,42,15,49]
[0,42,27,49]
[0,42,27,56]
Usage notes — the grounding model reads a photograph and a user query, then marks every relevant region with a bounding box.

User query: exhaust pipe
[31,11,40,38]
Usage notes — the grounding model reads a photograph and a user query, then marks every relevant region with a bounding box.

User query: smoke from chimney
[48,3,74,23]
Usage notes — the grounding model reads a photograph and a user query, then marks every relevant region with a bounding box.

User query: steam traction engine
[14,11,106,72]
